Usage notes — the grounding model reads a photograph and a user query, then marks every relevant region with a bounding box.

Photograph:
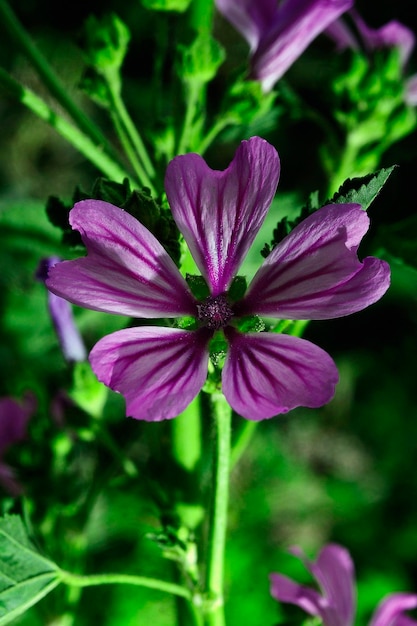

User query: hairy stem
[203,393,231,626]
[60,570,192,600]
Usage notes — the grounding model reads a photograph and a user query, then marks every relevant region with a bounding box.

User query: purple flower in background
[47,137,390,422]
[36,257,87,363]
[326,9,415,66]
[0,393,36,495]
[325,10,417,105]
[270,544,417,626]
[214,0,353,92]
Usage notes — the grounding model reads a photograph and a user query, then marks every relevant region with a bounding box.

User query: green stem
[172,394,202,472]
[203,393,231,626]
[197,117,234,155]
[188,0,215,34]
[108,85,156,186]
[177,81,204,155]
[230,419,257,469]
[110,107,156,194]
[60,570,192,600]
[0,69,131,182]
[0,0,119,163]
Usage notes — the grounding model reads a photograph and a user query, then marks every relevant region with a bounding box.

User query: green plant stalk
[230,419,257,469]
[198,116,234,155]
[110,108,156,194]
[172,394,202,472]
[177,81,205,155]
[189,0,215,34]
[0,69,131,182]
[107,82,156,183]
[203,393,232,626]
[59,570,192,599]
[0,0,120,164]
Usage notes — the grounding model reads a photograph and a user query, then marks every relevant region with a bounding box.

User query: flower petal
[37,257,87,362]
[46,200,196,318]
[370,594,417,626]
[270,544,356,626]
[90,326,211,421]
[0,394,36,454]
[270,573,326,619]
[165,137,280,296]
[296,544,356,626]
[350,11,415,67]
[215,0,278,51]
[250,0,353,91]
[222,329,338,420]
[239,204,390,320]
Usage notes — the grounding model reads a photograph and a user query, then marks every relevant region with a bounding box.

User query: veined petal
[370,594,417,626]
[222,329,338,420]
[165,137,280,296]
[270,544,355,626]
[90,326,211,421]
[350,11,415,67]
[46,200,196,318]
[295,544,356,626]
[270,573,326,619]
[215,0,278,52]
[251,0,353,91]
[239,204,390,320]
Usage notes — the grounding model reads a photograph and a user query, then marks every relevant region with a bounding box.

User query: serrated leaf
[0,515,61,625]
[330,165,397,211]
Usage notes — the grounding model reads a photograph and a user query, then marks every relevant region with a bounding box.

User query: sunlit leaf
[0,515,61,625]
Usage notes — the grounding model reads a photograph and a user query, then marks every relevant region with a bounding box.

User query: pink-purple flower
[46,136,390,422]
[0,393,36,495]
[270,543,417,626]
[325,10,417,106]
[214,0,353,92]
[37,256,87,363]
[326,10,415,67]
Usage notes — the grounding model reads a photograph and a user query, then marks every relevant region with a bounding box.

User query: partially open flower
[214,0,353,91]
[0,393,36,495]
[271,544,417,626]
[37,256,87,364]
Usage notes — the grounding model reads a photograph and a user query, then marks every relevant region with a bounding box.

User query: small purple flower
[326,10,415,67]
[36,257,87,363]
[214,0,353,92]
[270,544,417,626]
[0,393,36,495]
[326,10,417,105]
[46,137,390,422]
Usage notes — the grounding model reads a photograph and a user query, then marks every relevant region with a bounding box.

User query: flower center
[196,294,234,330]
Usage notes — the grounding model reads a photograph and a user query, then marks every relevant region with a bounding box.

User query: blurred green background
[1,1,417,625]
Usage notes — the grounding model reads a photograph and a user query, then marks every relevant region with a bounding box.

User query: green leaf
[0,515,61,625]
[330,165,397,211]
[141,0,192,11]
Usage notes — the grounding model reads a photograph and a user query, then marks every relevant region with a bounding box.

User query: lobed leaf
[0,515,61,625]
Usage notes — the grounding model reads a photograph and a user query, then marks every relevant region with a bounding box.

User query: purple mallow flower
[36,257,87,363]
[325,10,417,105]
[326,10,415,67]
[0,393,36,495]
[214,0,353,92]
[46,137,390,422]
[270,543,417,626]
